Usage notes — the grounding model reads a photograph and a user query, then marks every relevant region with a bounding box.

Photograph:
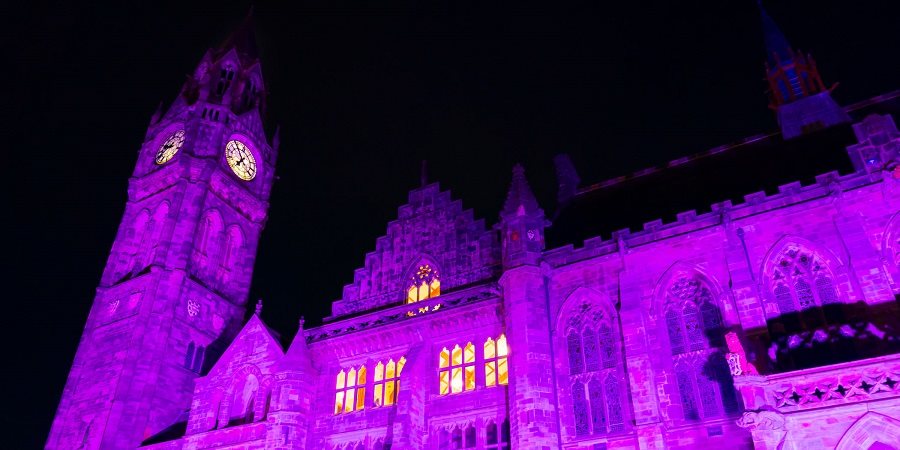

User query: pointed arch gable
[759,235,847,318]
[835,412,900,450]
[760,235,845,282]
[654,261,726,309]
[555,286,617,332]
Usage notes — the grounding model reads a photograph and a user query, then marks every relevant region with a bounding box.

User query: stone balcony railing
[734,353,900,413]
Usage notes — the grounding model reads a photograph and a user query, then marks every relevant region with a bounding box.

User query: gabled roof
[547,91,899,249]
[205,313,284,378]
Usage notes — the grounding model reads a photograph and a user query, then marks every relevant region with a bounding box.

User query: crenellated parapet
[544,168,895,268]
[329,183,500,319]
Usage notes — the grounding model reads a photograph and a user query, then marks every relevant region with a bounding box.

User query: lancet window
[334,366,366,414]
[407,264,440,304]
[184,342,205,373]
[373,357,406,407]
[216,66,235,96]
[483,335,509,387]
[437,424,477,449]
[229,373,258,426]
[765,242,842,331]
[562,293,627,436]
[439,343,475,395]
[662,273,737,422]
[485,419,511,450]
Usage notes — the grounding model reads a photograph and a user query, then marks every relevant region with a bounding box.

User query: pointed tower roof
[217,8,259,64]
[501,164,542,218]
[758,1,793,66]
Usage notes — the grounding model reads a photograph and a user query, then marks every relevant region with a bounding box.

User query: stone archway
[835,412,900,450]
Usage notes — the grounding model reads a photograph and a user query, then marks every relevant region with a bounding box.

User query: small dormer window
[406,264,440,304]
[216,66,236,96]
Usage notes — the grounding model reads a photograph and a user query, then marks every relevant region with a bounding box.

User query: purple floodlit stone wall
[330,183,501,319]
[48,34,900,449]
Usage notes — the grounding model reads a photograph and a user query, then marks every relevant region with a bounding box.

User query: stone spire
[254,298,263,316]
[217,8,259,65]
[499,164,547,268]
[501,164,542,218]
[757,1,848,139]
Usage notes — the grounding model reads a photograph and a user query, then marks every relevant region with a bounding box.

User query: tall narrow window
[439,343,475,395]
[184,342,195,369]
[484,334,509,387]
[560,292,628,436]
[407,264,440,304]
[192,345,205,373]
[374,357,405,407]
[767,244,840,319]
[216,66,235,96]
[663,274,737,422]
[485,419,511,450]
[334,366,366,414]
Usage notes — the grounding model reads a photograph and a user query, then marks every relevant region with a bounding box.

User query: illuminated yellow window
[334,365,366,415]
[406,264,440,304]
[485,334,510,387]
[373,356,405,407]
[439,343,475,395]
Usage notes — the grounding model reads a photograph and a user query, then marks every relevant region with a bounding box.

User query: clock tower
[47,15,278,449]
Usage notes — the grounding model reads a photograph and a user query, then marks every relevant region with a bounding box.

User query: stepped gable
[329,182,501,319]
[547,91,900,249]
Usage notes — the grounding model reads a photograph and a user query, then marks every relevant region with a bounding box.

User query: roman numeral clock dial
[225,139,257,181]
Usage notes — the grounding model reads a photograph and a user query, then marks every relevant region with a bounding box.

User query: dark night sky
[8,0,898,447]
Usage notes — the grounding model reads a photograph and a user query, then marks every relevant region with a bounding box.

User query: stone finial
[254,298,263,316]
[420,160,429,187]
[149,101,163,125]
[501,164,542,219]
[299,315,305,329]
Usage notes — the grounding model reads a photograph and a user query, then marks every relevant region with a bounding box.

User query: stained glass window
[562,298,627,437]
[567,331,584,374]
[665,274,731,422]
[675,364,699,421]
[572,381,590,436]
[406,264,440,304]
[605,375,624,432]
[768,244,840,317]
[583,328,600,372]
[588,378,607,434]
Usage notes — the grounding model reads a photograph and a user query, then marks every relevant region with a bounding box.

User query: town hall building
[47,6,900,450]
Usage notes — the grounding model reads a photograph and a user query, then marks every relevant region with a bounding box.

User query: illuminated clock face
[224,140,257,181]
[154,130,185,165]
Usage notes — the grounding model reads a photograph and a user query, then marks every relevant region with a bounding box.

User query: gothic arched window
[662,273,738,422]
[229,373,258,425]
[334,365,366,414]
[483,334,509,387]
[222,225,244,269]
[216,65,235,96]
[373,356,406,407]
[407,263,440,304]
[439,343,475,395]
[559,291,629,437]
[765,242,841,331]
[485,419,510,450]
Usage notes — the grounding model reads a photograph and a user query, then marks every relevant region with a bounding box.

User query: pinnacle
[757,1,793,66]
[218,8,259,63]
[501,163,542,218]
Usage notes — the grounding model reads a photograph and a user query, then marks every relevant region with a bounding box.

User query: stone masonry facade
[48,11,900,450]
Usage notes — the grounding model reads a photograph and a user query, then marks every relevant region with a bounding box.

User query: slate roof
[546,91,900,250]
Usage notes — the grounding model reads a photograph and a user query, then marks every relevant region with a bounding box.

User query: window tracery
[334,366,366,414]
[439,343,475,395]
[662,273,738,422]
[437,424,477,449]
[561,293,627,436]
[407,264,440,304]
[765,242,842,331]
[373,357,406,407]
[483,334,509,387]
